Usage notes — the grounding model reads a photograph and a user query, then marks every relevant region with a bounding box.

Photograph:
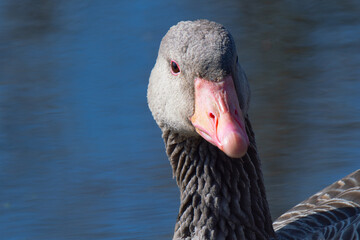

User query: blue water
[0,1,359,239]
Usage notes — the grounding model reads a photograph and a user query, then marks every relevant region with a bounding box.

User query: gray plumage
[163,119,274,239]
[274,170,360,239]
[147,19,360,240]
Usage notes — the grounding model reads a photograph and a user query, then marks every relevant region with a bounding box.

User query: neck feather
[162,118,275,240]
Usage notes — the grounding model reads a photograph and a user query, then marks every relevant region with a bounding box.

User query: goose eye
[170,60,181,75]
[236,56,239,64]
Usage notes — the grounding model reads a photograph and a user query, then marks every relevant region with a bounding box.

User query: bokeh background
[0,1,359,239]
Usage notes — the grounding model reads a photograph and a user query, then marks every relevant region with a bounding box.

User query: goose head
[148,20,251,158]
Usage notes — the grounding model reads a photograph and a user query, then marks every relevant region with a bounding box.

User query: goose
[147,19,360,240]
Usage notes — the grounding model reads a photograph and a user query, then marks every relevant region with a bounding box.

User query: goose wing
[274,169,360,239]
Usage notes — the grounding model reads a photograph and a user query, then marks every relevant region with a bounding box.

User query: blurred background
[0,0,359,239]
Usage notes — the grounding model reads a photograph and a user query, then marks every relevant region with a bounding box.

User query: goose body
[147,20,360,240]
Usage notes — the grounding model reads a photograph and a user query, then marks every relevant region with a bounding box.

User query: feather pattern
[162,118,275,240]
[274,170,360,239]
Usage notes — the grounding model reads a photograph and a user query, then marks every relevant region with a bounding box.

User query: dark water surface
[0,1,359,239]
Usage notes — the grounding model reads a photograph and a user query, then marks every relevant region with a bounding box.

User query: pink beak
[190,76,249,158]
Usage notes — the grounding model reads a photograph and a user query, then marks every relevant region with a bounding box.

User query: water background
[0,1,359,239]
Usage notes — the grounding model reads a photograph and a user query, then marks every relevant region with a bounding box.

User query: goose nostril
[234,109,238,116]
